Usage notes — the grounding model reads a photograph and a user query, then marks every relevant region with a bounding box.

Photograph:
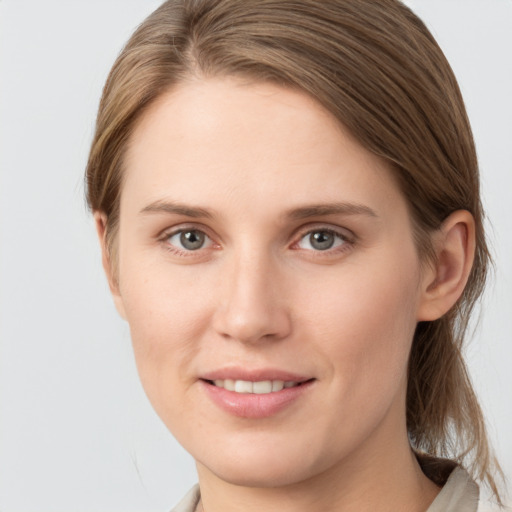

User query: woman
[86,1,503,510]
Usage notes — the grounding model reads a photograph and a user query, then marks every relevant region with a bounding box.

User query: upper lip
[200,367,312,383]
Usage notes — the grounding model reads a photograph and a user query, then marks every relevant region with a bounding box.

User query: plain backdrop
[0,1,511,511]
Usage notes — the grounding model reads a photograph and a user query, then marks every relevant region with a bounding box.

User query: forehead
[122,77,406,223]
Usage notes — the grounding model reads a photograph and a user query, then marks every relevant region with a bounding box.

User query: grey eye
[297,229,346,251]
[167,229,210,251]
[180,230,205,250]
[309,231,335,250]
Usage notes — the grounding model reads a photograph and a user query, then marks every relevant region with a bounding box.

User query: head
[86,0,499,498]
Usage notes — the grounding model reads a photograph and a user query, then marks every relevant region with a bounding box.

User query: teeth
[271,380,284,392]
[235,380,253,393]
[212,379,299,394]
[253,381,272,394]
[224,379,235,391]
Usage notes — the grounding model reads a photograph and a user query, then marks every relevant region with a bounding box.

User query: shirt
[170,465,480,512]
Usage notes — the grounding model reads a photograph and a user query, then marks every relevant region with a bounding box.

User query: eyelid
[169,230,213,249]
[157,223,220,254]
[158,222,215,241]
[293,223,355,243]
[155,222,355,256]
[291,224,356,253]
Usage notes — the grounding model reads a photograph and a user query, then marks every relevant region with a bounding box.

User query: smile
[210,379,301,394]
[201,375,315,418]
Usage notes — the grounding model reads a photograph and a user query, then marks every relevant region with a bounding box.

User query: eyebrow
[139,200,378,220]
[284,202,378,220]
[140,200,214,219]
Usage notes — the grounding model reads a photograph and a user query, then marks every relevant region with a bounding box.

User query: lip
[201,367,311,383]
[199,367,315,419]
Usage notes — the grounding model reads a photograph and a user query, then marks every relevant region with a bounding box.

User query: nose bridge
[213,242,290,343]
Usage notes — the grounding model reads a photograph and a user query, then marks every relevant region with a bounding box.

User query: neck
[195,403,440,512]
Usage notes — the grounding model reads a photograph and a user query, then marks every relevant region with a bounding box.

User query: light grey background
[0,1,510,511]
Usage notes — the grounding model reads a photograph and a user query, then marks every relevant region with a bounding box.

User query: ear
[417,210,476,321]
[93,211,127,320]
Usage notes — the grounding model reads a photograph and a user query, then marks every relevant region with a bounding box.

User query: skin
[96,77,475,512]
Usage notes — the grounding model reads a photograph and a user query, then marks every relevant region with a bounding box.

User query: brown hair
[86,0,502,501]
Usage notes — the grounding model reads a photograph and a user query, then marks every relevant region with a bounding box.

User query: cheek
[118,255,216,407]
[304,252,421,408]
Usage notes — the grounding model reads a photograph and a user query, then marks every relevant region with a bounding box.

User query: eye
[166,229,212,251]
[296,229,348,251]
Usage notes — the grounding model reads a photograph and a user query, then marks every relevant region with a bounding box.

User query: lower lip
[200,380,314,419]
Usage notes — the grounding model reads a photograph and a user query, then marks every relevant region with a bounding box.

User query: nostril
[212,301,292,344]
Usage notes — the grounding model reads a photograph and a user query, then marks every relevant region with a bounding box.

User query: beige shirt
[170,466,480,512]
[427,466,479,512]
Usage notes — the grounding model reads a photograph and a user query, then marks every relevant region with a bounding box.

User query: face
[109,78,430,487]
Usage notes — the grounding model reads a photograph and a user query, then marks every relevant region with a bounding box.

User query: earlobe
[417,210,476,321]
[93,211,127,320]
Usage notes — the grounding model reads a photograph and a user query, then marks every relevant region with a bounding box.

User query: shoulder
[417,454,509,512]
[478,499,512,512]
[169,484,200,512]
[427,466,479,512]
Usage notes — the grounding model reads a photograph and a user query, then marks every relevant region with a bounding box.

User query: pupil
[310,231,334,250]
[180,230,204,250]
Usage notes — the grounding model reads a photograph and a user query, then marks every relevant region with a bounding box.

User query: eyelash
[158,225,217,258]
[158,225,355,257]
[292,227,353,256]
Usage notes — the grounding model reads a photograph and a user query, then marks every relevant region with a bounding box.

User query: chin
[192,431,336,488]
[200,455,320,488]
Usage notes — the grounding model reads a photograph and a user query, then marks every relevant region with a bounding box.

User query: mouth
[200,373,315,418]
[203,378,313,394]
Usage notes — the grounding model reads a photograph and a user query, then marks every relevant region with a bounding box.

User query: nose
[212,250,292,344]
